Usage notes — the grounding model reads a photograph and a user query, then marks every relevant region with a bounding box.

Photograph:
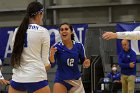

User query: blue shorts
[10,80,49,93]
[54,78,73,90]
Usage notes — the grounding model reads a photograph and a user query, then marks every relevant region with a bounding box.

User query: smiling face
[59,24,73,41]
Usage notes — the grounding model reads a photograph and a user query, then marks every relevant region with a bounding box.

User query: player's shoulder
[54,41,63,47]
[37,25,48,32]
[73,41,83,47]
[29,24,48,32]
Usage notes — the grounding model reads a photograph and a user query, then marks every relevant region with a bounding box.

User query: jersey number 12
[67,58,74,67]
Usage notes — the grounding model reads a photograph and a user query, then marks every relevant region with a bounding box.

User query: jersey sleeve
[41,29,50,66]
[79,43,86,64]
[117,31,140,40]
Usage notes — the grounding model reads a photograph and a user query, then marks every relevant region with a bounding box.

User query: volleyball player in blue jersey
[8,2,51,93]
[50,23,90,93]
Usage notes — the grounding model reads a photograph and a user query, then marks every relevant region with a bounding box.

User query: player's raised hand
[102,32,117,40]
[49,46,57,63]
[83,59,90,68]
[50,46,57,56]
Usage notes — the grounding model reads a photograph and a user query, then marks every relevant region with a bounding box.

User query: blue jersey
[107,72,121,81]
[52,41,86,80]
[118,49,136,75]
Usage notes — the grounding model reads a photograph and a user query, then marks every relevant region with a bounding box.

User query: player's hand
[129,62,135,68]
[0,79,9,85]
[83,59,90,68]
[49,46,57,63]
[102,32,117,40]
[45,64,51,71]
[50,46,57,56]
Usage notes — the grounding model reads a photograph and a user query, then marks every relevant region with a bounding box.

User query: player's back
[12,24,50,82]
[22,24,45,64]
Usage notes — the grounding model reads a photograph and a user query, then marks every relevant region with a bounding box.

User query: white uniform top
[116,24,140,40]
[117,31,140,40]
[11,24,50,82]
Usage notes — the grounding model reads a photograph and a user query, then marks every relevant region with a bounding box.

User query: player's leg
[34,85,50,93]
[77,81,85,93]
[65,78,85,93]
[8,85,27,93]
[8,80,27,93]
[65,80,80,93]
[27,80,50,93]
[68,82,85,93]
[53,83,67,93]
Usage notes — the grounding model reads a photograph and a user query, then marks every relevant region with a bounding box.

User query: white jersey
[117,31,140,40]
[11,24,50,82]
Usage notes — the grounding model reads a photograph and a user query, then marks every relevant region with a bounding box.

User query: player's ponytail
[11,2,43,68]
[11,13,29,68]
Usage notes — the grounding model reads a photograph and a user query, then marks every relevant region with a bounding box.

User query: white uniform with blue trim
[11,24,50,82]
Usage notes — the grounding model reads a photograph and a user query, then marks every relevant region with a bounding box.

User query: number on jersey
[67,58,74,66]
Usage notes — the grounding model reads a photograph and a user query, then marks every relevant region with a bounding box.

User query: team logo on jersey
[127,55,130,58]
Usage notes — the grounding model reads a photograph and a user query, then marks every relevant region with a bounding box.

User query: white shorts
[64,78,85,93]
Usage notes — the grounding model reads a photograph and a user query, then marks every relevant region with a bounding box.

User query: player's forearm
[117,31,140,40]
[49,54,55,63]
[49,55,56,68]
